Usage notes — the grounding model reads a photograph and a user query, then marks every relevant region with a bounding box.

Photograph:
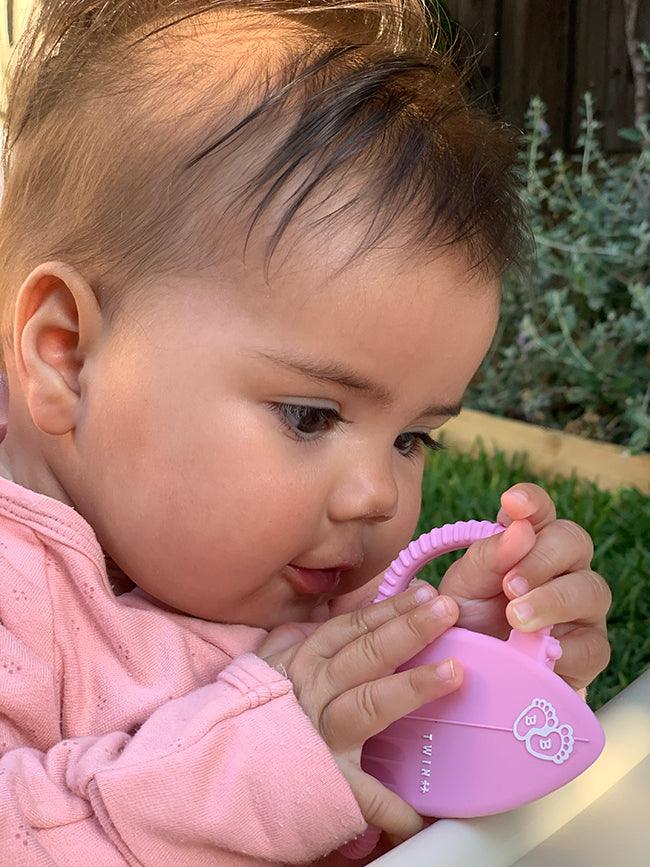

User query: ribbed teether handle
[373,519,551,642]
[373,520,505,603]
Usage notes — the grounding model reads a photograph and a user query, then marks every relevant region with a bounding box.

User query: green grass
[416,441,650,711]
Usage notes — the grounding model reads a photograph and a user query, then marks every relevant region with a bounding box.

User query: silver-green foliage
[468,91,650,453]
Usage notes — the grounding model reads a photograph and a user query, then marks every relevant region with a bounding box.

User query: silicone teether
[339,520,605,860]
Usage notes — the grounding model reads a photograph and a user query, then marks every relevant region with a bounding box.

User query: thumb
[439,519,536,600]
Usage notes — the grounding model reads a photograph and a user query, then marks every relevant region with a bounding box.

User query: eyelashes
[394,430,445,460]
[266,402,445,460]
[267,402,346,437]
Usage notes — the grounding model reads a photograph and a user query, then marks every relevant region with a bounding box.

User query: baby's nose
[327,456,399,523]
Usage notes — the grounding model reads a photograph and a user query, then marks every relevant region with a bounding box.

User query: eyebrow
[252,350,464,419]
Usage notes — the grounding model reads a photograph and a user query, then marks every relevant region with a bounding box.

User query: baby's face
[67,241,499,629]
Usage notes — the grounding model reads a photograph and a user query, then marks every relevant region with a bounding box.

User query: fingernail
[421,597,450,619]
[414,584,435,604]
[432,597,451,617]
[435,659,455,680]
[507,575,529,597]
[510,490,529,504]
[512,600,534,624]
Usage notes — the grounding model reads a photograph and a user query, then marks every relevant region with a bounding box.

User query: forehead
[228,237,500,404]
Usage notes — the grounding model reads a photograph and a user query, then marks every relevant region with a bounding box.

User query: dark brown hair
[0,1,530,365]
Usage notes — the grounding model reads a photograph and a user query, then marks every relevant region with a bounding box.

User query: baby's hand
[438,483,612,692]
[258,583,461,842]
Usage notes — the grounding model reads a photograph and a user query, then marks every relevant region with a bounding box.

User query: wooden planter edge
[440,409,650,493]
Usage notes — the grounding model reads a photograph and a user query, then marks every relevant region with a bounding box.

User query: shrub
[467,92,650,453]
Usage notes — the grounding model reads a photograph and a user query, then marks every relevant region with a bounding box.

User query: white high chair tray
[371,669,650,867]
[513,753,648,865]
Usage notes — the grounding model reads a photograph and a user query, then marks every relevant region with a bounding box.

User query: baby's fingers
[308,581,439,657]
[552,626,612,691]
[502,520,594,601]
[322,658,462,753]
[325,594,458,691]
[439,519,535,600]
[345,769,425,841]
[505,569,611,633]
[497,483,557,530]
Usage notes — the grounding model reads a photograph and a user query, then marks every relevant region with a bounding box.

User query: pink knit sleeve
[0,651,366,865]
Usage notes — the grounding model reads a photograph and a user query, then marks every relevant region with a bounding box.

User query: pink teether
[340,520,605,860]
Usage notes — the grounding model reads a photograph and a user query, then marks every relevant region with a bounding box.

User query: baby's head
[0,1,528,628]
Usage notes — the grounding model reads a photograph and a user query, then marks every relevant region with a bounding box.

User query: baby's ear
[13,261,102,435]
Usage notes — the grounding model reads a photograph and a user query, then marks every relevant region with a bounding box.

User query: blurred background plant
[434,1,650,454]
[466,78,650,453]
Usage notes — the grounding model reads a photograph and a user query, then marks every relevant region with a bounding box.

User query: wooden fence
[446,0,650,153]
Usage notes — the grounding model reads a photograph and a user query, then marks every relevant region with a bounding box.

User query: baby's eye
[269,402,444,459]
[394,431,444,460]
[269,402,344,438]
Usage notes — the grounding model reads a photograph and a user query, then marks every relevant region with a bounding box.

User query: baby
[0,1,612,865]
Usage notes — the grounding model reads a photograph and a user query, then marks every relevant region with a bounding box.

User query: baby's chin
[126,584,334,629]
[256,593,334,630]
[305,599,333,624]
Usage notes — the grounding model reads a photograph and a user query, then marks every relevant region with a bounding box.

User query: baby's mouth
[285,564,343,595]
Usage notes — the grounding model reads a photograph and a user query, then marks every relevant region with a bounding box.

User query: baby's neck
[0,430,75,507]
[0,456,12,481]
[0,433,13,481]
[104,553,136,596]
[0,430,136,599]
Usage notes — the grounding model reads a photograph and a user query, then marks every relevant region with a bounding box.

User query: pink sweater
[0,474,367,865]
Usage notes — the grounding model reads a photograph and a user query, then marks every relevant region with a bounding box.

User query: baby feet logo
[513,698,575,764]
